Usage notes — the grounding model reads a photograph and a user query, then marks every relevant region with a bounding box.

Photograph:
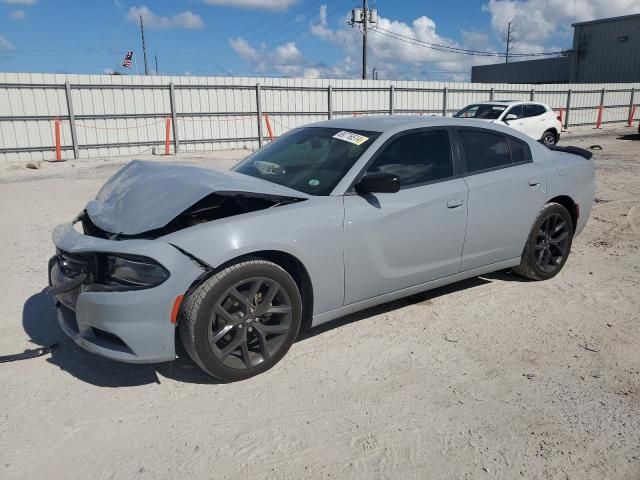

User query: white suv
[453,101,562,145]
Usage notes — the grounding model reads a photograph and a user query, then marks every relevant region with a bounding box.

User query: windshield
[453,104,506,120]
[233,127,380,195]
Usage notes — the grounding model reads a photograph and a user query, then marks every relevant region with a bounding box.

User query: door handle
[528,178,542,187]
[447,199,464,209]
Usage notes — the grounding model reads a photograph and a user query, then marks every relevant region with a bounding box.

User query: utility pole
[154,54,159,75]
[140,14,149,75]
[362,0,368,80]
[505,21,514,64]
[350,2,377,80]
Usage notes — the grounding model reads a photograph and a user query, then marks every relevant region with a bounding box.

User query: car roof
[309,115,456,133]
[305,115,537,136]
[473,100,548,107]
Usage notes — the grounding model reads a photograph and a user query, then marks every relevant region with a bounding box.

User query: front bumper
[49,223,205,363]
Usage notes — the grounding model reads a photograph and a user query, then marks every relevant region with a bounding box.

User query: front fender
[162,196,345,316]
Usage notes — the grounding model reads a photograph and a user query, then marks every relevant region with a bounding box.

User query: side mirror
[504,113,518,122]
[355,172,400,194]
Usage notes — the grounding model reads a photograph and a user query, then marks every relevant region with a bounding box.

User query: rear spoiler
[546,145,593,160]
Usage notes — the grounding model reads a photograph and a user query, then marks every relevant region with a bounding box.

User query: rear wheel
[514,202,574,280]
[541,130,557,146]
[179,260,302,381]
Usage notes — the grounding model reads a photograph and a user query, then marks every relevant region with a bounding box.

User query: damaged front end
[83,159,309,239]
[80,190,303,240]
[48,160,310,363]
[49,161,308,363]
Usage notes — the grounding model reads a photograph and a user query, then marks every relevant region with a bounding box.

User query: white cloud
[203,0,296,11]
[230,37,308,75]
[9,9,26,19]
[126,6,204,30]
[0,0,36,5]
[310,5,479,79]
[483,0,640,54]
[0,36,16,51]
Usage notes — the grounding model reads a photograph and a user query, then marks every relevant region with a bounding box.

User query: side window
[366,130,453,188]
[508,137,531,164]
[505,105,523,118]
[459,130,511,173]
[523,104,547,117]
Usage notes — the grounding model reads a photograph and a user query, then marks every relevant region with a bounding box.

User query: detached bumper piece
[0,344,57,363]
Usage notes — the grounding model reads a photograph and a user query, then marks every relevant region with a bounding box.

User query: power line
[371,25,568,58]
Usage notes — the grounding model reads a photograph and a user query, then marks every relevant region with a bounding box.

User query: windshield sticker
[333,131,370,145]
[308,178,320,187]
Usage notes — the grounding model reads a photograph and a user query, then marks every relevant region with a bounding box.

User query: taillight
[556,115,562,121]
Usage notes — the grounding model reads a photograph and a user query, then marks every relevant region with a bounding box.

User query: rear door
[343,128,468,304]
[522,103,549,140]
[454,128,547,271]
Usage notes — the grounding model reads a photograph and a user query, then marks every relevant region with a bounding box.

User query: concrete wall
[1,72,639,162]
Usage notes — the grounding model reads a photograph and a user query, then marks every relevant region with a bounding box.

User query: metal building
[472,13,640,84]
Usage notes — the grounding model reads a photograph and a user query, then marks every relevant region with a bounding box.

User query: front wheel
[514,202,574,280]
[179,259,302,381]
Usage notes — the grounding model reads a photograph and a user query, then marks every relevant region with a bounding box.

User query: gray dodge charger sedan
[49,116,595,381]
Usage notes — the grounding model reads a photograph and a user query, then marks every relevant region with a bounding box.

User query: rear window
[524,104,547,117]
[508,137,531,164]
[458,130,512,172]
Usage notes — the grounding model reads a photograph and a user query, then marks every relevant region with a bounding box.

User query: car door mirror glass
[355,172,401,194]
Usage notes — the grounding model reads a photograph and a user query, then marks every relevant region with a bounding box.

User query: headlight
[104,254,169,288]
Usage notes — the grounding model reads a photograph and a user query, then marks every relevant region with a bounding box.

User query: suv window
[458,130,512,173]
[505,104,524,118]
[365,130,453,187]
[523,104,547,117]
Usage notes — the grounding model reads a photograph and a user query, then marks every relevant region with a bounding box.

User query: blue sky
[0,0,637,80]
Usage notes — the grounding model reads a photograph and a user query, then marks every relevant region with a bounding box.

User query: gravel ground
[0,127,638,480]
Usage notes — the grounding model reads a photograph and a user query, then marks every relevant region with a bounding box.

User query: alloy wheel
[207,277,293,369]
[534,213,570,273]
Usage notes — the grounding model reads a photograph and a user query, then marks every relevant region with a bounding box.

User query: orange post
[556,107,564,126]
[596,105,604,129]
[264,113,274,141]
[627,105,636,127]
[54,117,61,161]
[165,117,171,155]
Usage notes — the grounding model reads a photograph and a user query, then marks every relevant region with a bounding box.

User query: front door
[343,129,469,305]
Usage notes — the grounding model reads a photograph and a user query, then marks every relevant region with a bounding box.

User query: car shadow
[297,270,525,342]
[21,270,526,387]
[21,289,222,387]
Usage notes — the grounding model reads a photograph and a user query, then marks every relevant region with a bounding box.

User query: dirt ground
[0,127,638,480]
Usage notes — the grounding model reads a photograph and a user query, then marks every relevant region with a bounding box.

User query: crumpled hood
[86,160,309,236]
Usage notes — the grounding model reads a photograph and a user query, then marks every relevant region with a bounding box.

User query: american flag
[122,51,133,69]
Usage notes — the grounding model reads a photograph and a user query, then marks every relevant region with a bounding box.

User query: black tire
[514,202,574,281]
[179,259,302,381]
[541,129,558,146]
